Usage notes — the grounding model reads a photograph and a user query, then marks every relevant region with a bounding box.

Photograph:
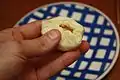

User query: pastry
[41,16,84,51]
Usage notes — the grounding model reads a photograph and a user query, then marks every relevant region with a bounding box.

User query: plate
[16,2,119,80]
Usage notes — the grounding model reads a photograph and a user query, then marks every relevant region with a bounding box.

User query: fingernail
[48,30,60,40]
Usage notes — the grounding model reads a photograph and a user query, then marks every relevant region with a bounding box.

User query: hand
[0,20,89,80]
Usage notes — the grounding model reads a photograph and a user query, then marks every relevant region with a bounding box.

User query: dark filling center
[59,24,73,32]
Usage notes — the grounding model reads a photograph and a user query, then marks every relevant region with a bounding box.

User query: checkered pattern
[18,3,117,80]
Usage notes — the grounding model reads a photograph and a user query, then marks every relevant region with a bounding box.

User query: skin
[0,20,89,80]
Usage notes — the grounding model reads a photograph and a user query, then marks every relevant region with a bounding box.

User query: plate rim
[15,2,120,80]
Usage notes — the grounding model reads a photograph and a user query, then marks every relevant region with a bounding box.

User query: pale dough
[41,16,84,51]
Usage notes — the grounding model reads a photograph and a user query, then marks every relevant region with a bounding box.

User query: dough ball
[41,16,84,51]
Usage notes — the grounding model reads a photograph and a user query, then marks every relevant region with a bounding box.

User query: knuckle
[60,53,73,67]
[37,37,49,52]
[4,41,27,60]
[12,41,23,53]
[12,27,24,41]
[59,59,67,68]
[1,41,22,53]
[47,64,55,76]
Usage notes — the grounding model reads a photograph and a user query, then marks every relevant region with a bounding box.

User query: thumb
[20,29,61,58]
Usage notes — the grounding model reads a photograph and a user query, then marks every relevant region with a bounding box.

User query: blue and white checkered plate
[16,2,119,80]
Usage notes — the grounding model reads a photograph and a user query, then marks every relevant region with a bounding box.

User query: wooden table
[1,0,120,80]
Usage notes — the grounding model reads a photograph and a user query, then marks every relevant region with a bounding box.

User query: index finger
[0,21,41,42]
[36,41,89,80]
[18,20,42,39]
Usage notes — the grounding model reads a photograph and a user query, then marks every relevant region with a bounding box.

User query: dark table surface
[1,0,120,80]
